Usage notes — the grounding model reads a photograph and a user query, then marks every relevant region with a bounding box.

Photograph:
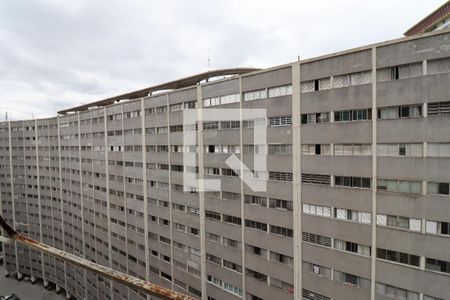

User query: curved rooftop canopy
[58,67,259,115]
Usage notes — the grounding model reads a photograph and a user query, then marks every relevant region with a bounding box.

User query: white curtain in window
[387,144,399,156]
[301,81,315,93]
[380,107,398,119]
[409,219,422,232]
[426,221,437,234]
[319,78,331,90]
[407,144,423,157]
[427,182,439,194]
[303,204,310,214]
[358,244,370,256]
[336,209,346,220]
[334,239,345,250]
[359,212,371,224]
[377,214,387,226]
[323,207,331,218]
[409,106,422,117]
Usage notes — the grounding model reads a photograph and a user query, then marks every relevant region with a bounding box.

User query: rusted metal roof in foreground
[57,67,259,115]
[404,0,450,36]
[0,215,197,300]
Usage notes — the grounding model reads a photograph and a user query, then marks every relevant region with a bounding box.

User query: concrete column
[77,113,88,297]
[56,284,62,293]
[65,291,71,299]
[370,46,378,300]
[34,119,46,285]
[56,116,68,292]
[30,275,37,284]
[7,122,19,273]
[291,61,302,300]
[140,99,151,300]
[103,108,114,298]
[197,85,207,300]
[166,94,176,292]
[17,272,23,281]
[44,279,49,287]
[238,76,246,298]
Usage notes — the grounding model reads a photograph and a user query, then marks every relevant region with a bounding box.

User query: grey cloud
[0,0,444,120]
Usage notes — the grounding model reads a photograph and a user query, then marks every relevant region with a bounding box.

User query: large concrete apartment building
[1,22,450,300]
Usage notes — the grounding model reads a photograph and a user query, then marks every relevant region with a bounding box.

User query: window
[377,179,422,194]
[302,232,331,247]
[303,261,331,278]
[270,225,293,238]
[269,198,293,211]
[268,116,292,127]
[203,122,219,130]
[334,144,371,156]
[246,244,267,257]
[268,144,292,155]
[301,144,331,155]
[222,168,239,177]
[377,62,422,81]
[335,176,371,188]
[246,268,267,282]
[333,71,372,88]
[169,103,183,112]
[334,109,372,122]
[245,219,267,232]
[270,277,294,293]
[206,253,221,265]
[425,220,450,236]
[223,214,241,225]
[301,78,331,93]
[334,208,371,224]
[377,143,422,157]
[269,171,292,182]
[303,289,331,300]
[302,173,331,185]
[207,274,222,287]
[334,239,371,256]
[204,167,220,176]
[334,270,370,288]
[376,248,420,267]
[427,143,450,157]
[205,211,221,221]
[223,282,242,296]
[268,85,292,98]
[428,100,450,116]
[270,251,293,266]
[427,182,450,196]
[184,100,196,109]
[376,282,419,300]
[303,204,331,218]
[428,57,450,75]
[244,195,267,206]
[243,89,267,101]
[377,214,422,232]
[220,93,240,105]
[223,237,240,249]
[220,121,240,130]
[223,260,242,273]
[243,118,266,128]
[378,105,422,119]
[301,112,330,124]
[425,258,450,274]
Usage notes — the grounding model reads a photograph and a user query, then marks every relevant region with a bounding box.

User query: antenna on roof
[207,47,211,70]
[5,112,8,121]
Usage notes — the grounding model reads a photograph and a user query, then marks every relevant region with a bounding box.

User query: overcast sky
[0,0,445,120]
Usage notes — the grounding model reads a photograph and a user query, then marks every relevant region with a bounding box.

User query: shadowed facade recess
[1,29,450,300]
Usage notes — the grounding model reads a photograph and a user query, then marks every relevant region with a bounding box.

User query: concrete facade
[1,29,450,300]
